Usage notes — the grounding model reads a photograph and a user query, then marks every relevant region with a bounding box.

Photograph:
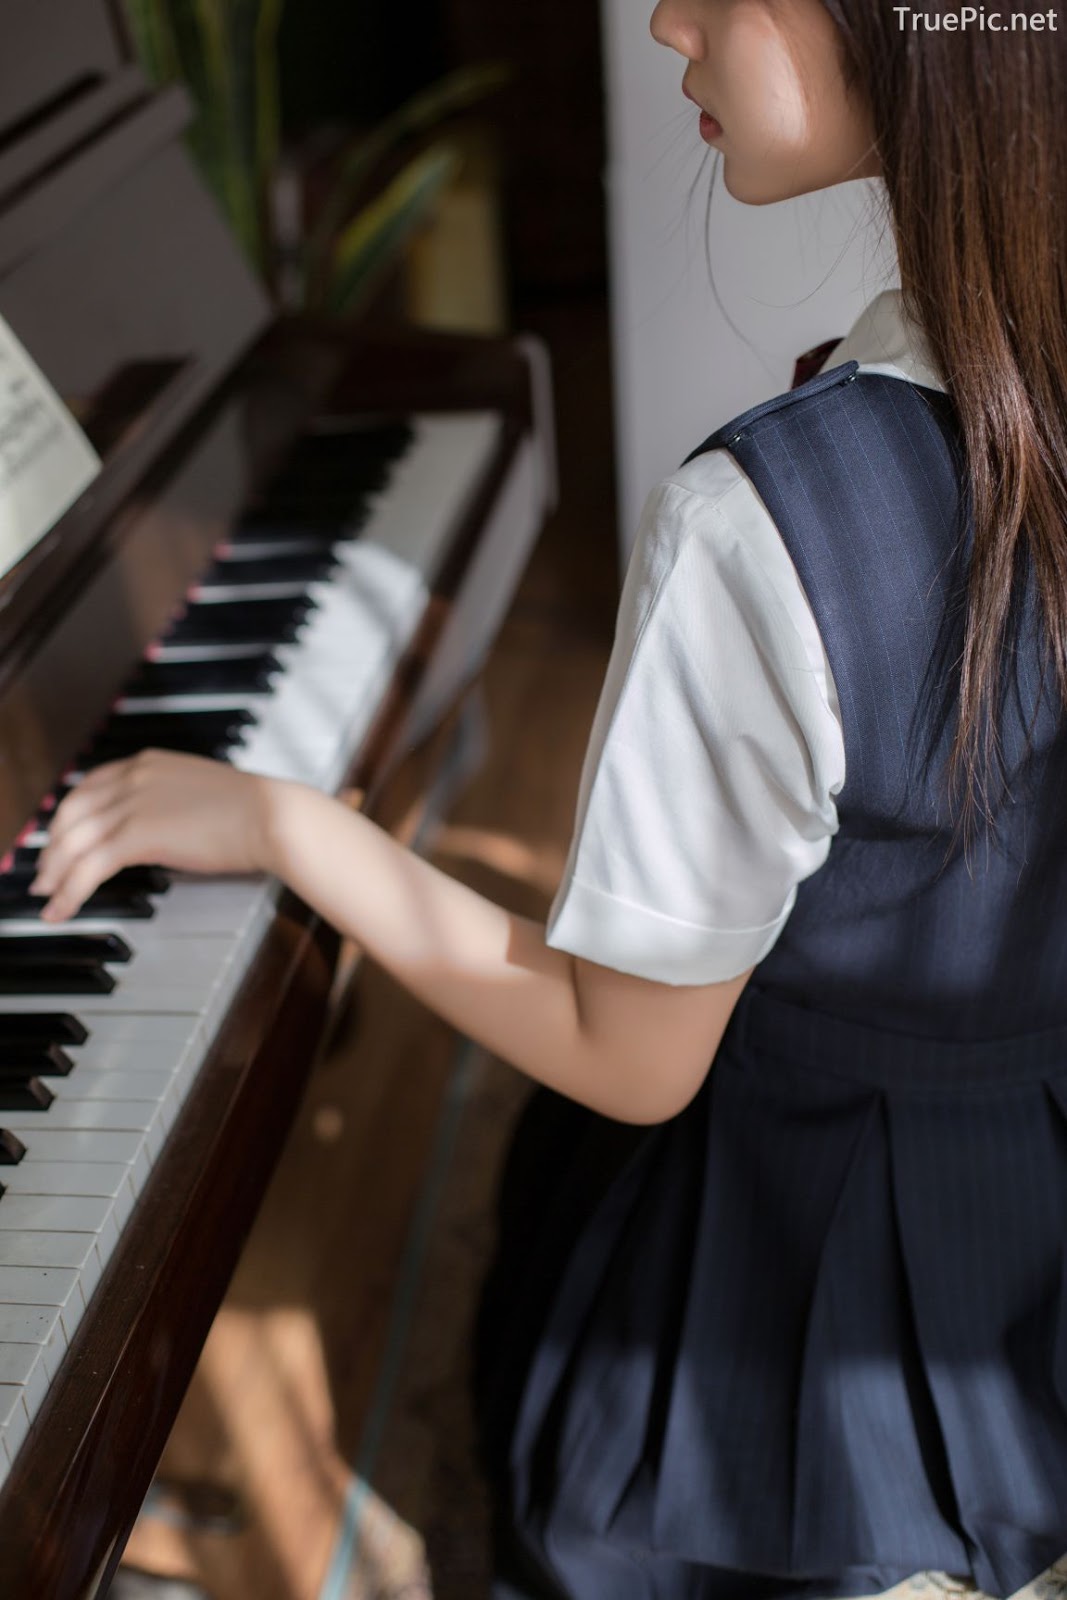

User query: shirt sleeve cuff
[543,875,795,986]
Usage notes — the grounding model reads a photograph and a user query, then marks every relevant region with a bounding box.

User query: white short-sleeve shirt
[544,287,947,986]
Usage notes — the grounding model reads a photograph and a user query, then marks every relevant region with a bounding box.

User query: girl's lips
[682,81,722,137]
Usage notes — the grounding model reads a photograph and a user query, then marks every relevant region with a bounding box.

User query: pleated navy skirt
[472,983,1067,1600]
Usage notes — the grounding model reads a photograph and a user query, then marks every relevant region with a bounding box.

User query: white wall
[600,0,899,565]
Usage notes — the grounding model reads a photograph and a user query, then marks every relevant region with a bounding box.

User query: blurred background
[106,0,892,1595]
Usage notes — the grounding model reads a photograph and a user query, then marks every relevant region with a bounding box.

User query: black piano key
[11,896,154,921]
[0,1130,26,1165]
[163,596,315,647]
[0,887,156,921]
[74,889,157,919]
[274,438,400,471]
[0,934,131,963]
[96,708,256,743]
[287,418,415,465]
[5,854,171,905]
[266,472,382,497]
[255,477,377,507]
[80,735,235,766]
[6,850,53,877]
[197,552,339,588]
[272,453,394,485]
[0,1078,54,1112]
[0,883,46,916]
[245,490,366,522]
[0,1045,76,1076]
[121,654,281,698]
[102,865,171,896]
[81,708,256,765]
[240,420,416,528]
[8,855,171,899]
[0,1013,88,1045]
[0,962,115,996]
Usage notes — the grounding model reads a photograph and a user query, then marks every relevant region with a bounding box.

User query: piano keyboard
[0,407,525,1481]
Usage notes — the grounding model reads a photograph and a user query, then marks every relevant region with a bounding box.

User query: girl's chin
[720,162,831,206]
[720,165,784,206]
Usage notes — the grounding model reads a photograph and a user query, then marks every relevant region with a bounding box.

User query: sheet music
[0,313,101,580]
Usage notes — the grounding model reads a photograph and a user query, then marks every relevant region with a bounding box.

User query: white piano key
[0,1194,119,1243]
[246,671,368,770]
[229,729,328,785]
[0,1237,102,1305]
[0,1344,50,1419]
[0,1266,87,1343]
[52,1076,177,1105]
[3,1103,169,1166]
[3,1162,136,1202]
[0,1265,82,1304]
[22,1131,151,1197]
[0,1304,66,1376]
[64,1012,203,1076]
[22,1128,145,1158]
[115,691,268,715]
[234,655,404,787]
[0,1230,101,1275]
[298,575,424,661]
[0,922,137,945]
[359,414,502,577]
[216,535,339,561]
[188,578,308,602]
[147,641,269,663]
[56,1062,179,1093]
[150,878,268,937]
[0,1025,199,1147]
[0,1382,31,1466]
[43,1082,185,1151]
[12,830,47,851]
[1,1177,134,1246]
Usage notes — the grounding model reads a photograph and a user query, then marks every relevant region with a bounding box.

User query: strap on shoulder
[678,355,858,468]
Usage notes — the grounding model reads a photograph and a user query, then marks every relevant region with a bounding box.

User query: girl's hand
[29,749,278,924]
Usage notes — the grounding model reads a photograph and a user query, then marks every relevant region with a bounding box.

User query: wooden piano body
[0,2,556,1593]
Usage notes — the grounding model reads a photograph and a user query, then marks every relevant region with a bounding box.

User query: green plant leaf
[303,60,511,300]
[123,0,282,275]
[324,142,462,316]
[254,0,283,194]
[122,2,486,304]
[122,0,181,84]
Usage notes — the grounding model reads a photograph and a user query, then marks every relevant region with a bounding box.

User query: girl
[29,0,1067,1593]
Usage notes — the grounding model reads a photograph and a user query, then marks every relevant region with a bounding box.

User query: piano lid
[0,0,303,858]
[0,0,272,622]
[0,0,130,145]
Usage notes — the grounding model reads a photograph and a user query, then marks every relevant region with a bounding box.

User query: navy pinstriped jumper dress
[473,353,1067,1600]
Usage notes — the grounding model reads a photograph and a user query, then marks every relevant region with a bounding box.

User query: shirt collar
[820,286,946,394]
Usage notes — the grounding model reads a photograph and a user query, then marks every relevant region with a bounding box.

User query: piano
[0,2,556,1594]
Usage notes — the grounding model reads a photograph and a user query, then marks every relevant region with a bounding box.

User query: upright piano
[0,2,556,1594]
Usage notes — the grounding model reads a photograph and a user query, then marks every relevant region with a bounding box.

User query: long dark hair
[819,0,1067,861]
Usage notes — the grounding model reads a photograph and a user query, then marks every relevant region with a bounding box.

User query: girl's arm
[29,750,753,1125]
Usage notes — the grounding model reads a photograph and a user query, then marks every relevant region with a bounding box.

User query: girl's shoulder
[634,362,863,569]
[678,358,861,472]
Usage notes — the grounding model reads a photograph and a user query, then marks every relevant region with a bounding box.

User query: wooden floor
[119,292,620,1600]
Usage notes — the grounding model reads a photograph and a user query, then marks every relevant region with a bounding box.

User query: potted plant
[122,0,511,316]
